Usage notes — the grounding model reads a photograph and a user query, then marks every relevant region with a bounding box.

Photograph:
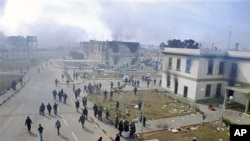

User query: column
[244,95,250,114]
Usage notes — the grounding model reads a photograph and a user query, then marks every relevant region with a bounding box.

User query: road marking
[28,94,33,99]
[18,104,24,112]
[72,132,78,141]
[61,115,69,127]
[3,117,13,129]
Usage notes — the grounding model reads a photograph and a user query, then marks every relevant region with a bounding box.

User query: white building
[161,47,250,115]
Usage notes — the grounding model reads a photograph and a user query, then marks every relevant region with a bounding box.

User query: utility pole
[227,30,232,50]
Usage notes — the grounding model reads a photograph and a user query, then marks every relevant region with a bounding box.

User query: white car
[94,67,104,72]
[122,75,130,82]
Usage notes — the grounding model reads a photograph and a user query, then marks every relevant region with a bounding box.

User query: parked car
[113,66,121,71]
[94,67,104,72]
[127,67,137,71]
[122,75,130,82]
[142,75,151,81]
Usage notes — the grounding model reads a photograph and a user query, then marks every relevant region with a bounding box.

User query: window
[230,63,238,77]
[207,59,213,75]
[176,58,181,71]
[218,62,224,75]
[168,58,172,68]
[183,86,188,97]
[216,84,222,98]
[186,59,191,73]
[174,78,178,94]
[167,74,171,87]
[205,84,211,97]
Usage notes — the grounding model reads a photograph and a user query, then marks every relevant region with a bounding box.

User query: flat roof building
[161,47,250,115]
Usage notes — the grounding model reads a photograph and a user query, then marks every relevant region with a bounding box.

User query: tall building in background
[27,36,37,49]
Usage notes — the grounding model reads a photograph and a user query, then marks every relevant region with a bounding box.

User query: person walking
[118,120,123,136]
[115,134,120,141]
[25,116,32,133]
[53,102,58,115]
[98,107,103,121]
[55,120,61,135]
[79,114,86,128]
[98,137,102,141]
[37,124,44,141]
[93,104,98,117]
[63,93,68,104]
[39,103,45,116]
[75,100,80,112]
[133,86,137,95]
[47,103,52,115]
[82,107,88,119]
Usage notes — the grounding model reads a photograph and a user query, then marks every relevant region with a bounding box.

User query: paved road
[0,64,112,141]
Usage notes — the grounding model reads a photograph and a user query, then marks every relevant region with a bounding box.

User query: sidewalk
[0,74,30,105]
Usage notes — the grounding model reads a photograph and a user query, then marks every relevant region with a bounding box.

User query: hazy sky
[0,0,249,49]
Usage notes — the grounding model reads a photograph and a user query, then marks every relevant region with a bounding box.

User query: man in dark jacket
[82,107,88,119]
[118,120,123,136]
[25,116,32,133]
[55,120,61,135]
[37,124,44,141]
[115,134,120,141]
[47,103,52,115]
[79,114,86,128]
[75,100,80,112]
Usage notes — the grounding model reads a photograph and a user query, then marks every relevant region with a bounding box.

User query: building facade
[161,48,250,110]
[80,40,140,68]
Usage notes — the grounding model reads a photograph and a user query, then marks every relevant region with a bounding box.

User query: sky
[0,0,249,49]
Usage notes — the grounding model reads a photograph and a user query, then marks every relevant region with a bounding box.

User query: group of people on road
[39,102,58,116]
[52,88,68,103]
[25,116,61,141]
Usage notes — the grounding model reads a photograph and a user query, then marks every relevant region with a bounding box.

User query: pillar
[245,95,250,114]
[223,90,229,109]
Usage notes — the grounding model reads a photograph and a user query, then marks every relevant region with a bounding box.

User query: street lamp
[220,95,233,122]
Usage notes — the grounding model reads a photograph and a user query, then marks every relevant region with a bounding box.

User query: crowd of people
[24,64,163,141]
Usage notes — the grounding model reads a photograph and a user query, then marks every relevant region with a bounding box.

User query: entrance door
[183,86,188,97]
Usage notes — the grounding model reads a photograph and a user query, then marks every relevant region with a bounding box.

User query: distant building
[80,40,140,67]
[161,47,250,115]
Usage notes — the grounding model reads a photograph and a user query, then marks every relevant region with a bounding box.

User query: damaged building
[161,47,250,115]
[80,40,140,68]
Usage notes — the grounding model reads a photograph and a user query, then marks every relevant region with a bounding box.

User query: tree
[183,39,199,49]
[164,39,199,49]
[159,42,167,50]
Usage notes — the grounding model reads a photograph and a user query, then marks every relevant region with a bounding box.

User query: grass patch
[142,122,229,141]
[87,90,195,122]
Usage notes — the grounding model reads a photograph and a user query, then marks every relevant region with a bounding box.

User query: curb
[89,116,115,141]
[0,76,30,106]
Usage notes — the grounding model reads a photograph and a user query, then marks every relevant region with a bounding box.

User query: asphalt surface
[1,61,249,141]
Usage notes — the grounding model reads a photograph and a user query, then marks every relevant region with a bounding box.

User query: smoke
[22,19,88,48]
[0,0,7,15]
[98,2,173,44]
[27,22,87,48]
